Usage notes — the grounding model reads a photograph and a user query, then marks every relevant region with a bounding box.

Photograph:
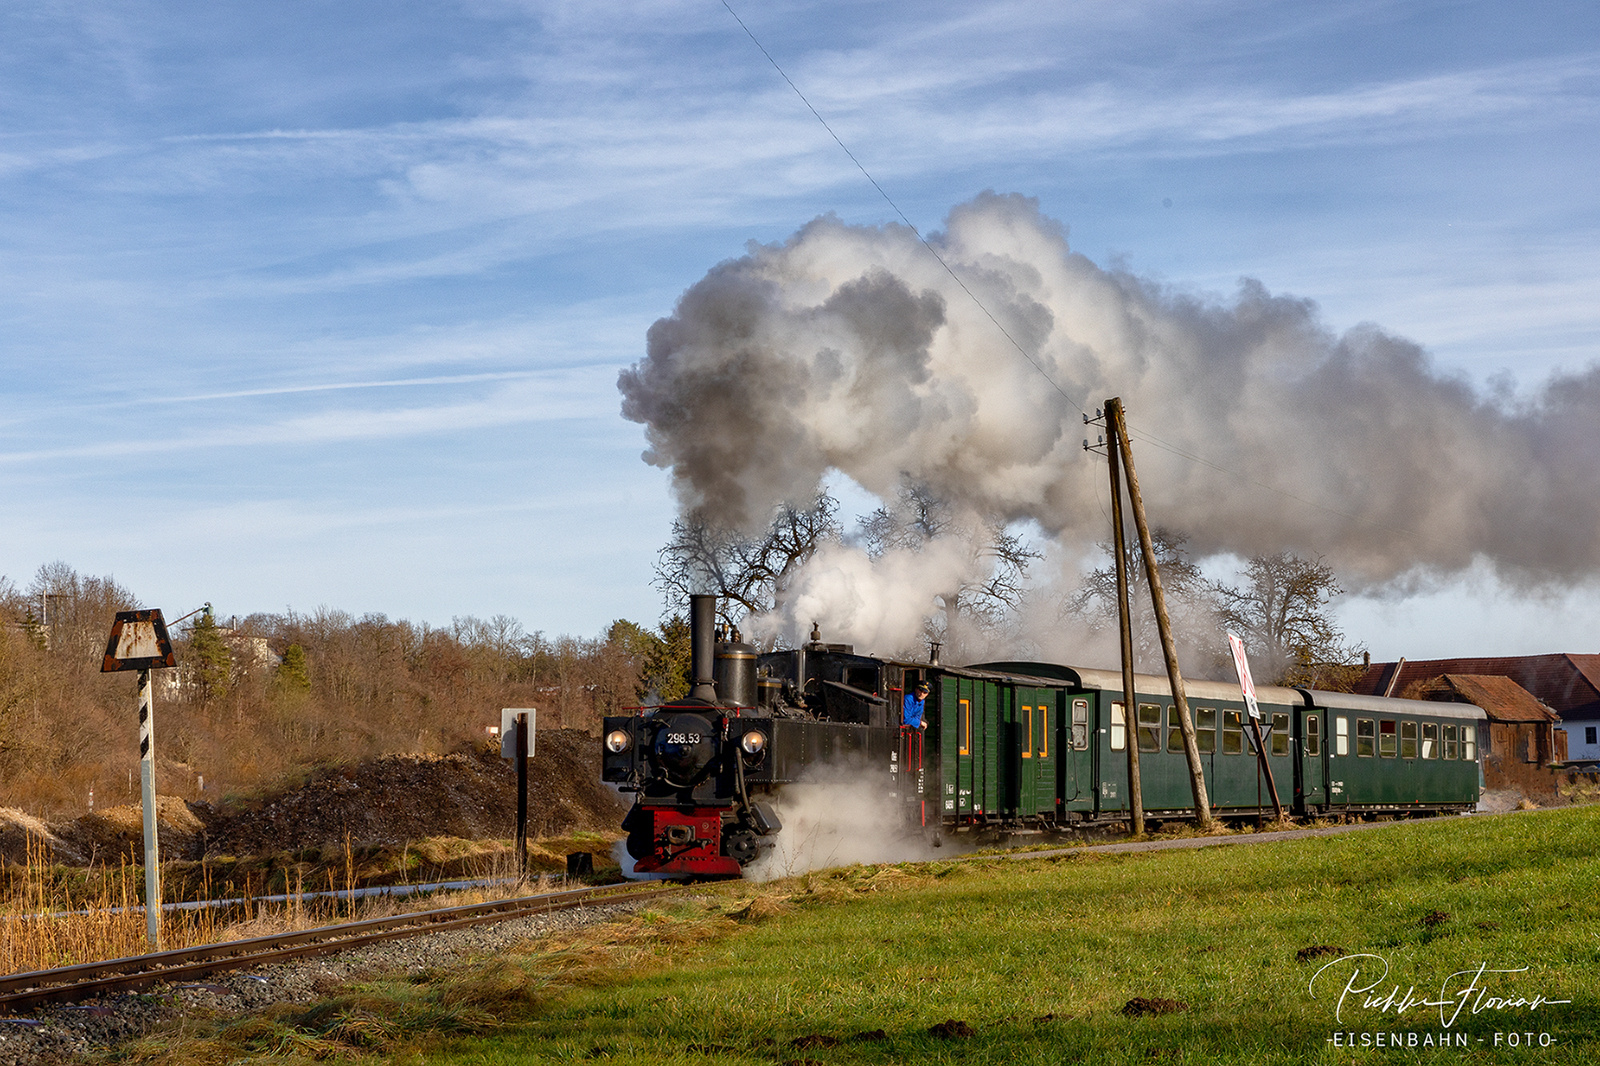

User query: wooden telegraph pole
[1103,404,1144,835]
[1105,400,1213,828]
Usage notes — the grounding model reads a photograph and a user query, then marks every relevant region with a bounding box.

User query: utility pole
[1096,401,1144,835]
[1105,400,1213,828]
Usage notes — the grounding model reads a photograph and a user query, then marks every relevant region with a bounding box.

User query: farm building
[1359,653,1600,775]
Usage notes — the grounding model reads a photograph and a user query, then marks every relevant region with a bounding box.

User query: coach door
[1296,708,1327,813]
[1016,687,1057,816]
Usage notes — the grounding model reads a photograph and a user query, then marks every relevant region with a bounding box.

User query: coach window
[1071,699,1087,751]
[1167,705,1185,753]
[1305,714,1320,756]
[1222,710,1244,754]
[1443,723,1459,760]
[959,698,971,757]
[1400,721,1418,759]
[1195,708,1216,754]
[1379,720,1398,758]
[1111,703,1127,751]
[1463,725,1477,761]
[1272,712,1290,756]
[1335,716,1348,756]
[1419,722,1437,759]
[1021,705,1033,759]
[1138,704,1161,752]
[1356,718,1375,757]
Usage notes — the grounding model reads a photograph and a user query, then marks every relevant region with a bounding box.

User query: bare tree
[1068,529,1226,678]
[654,493,843,626]
[858,480,1041,653]
[1215,552,1366,688]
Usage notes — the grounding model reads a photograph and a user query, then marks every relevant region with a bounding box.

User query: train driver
[903,681,930,730]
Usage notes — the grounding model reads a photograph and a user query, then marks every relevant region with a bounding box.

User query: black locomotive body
[604,596,1486,877]
[601,595,928,877]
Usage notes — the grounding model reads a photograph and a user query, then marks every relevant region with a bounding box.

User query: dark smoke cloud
[620,192,1600,590]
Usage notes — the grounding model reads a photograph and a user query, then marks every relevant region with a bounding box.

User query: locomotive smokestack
[689,594,717,702]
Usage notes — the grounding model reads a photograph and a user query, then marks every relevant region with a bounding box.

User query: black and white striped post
[137,667,160,946]
[102,609,179,950]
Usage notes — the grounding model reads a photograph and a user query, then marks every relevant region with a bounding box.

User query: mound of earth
[53,796,206,865]
[5,729,625,866]
[196,729,625,857]
[0,807,88,866]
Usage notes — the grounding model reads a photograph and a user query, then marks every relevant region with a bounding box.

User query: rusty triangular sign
[102,610,177,672]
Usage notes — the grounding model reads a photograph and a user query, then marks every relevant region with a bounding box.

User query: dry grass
[0,827,584,977]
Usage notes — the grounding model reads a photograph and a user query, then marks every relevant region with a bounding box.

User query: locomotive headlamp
[740,730,767,755]
[605,729,632,753]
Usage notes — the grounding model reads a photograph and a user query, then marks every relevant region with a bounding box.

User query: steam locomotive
[601,595,1485,877]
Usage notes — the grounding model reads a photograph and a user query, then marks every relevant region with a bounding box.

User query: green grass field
[113,808,1599,1065]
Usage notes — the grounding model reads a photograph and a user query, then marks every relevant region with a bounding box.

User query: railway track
[0,881,685,1014]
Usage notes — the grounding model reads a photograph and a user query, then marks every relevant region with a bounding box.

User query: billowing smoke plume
[620,192,1600,647]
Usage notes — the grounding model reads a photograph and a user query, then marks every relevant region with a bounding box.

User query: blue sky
[2,0,1597,658]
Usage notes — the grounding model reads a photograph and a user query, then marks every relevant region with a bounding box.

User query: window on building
[1195,707,1216,754]
[1272,713,1290,756]
[1138,704,1161,752]
[1400,721,1418,759]
[1463,725,1477,762]
[1379,719,1398,757]
[1223,710,1244,754]
[1357,718,1375,757]
[1335,716,1348,756]
[1588,726,1597,746]
[1306,715,1320,756]
[1111,702,1126,752]
[1421,722,1438,759]
[1443,723,1458,760]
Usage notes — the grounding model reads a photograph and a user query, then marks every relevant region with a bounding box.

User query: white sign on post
[500,708,536,760]
[1226,631,1262,721]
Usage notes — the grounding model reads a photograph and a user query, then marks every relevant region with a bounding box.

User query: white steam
[620,191,1600,632]
[744,762,964,881]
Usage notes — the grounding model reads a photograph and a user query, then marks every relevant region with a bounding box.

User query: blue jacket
[903,692,927,729]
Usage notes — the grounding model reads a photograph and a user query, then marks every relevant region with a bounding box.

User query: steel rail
[0,881,684,1013]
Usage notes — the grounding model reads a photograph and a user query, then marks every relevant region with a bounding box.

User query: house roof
[1400,674,1560,723]
[1357,654,1600,720]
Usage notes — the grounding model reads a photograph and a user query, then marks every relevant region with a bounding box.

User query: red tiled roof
[1402,674,1560,723]
[1356,654,1600,720]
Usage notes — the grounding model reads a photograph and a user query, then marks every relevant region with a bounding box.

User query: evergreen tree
[188,609,233,701]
